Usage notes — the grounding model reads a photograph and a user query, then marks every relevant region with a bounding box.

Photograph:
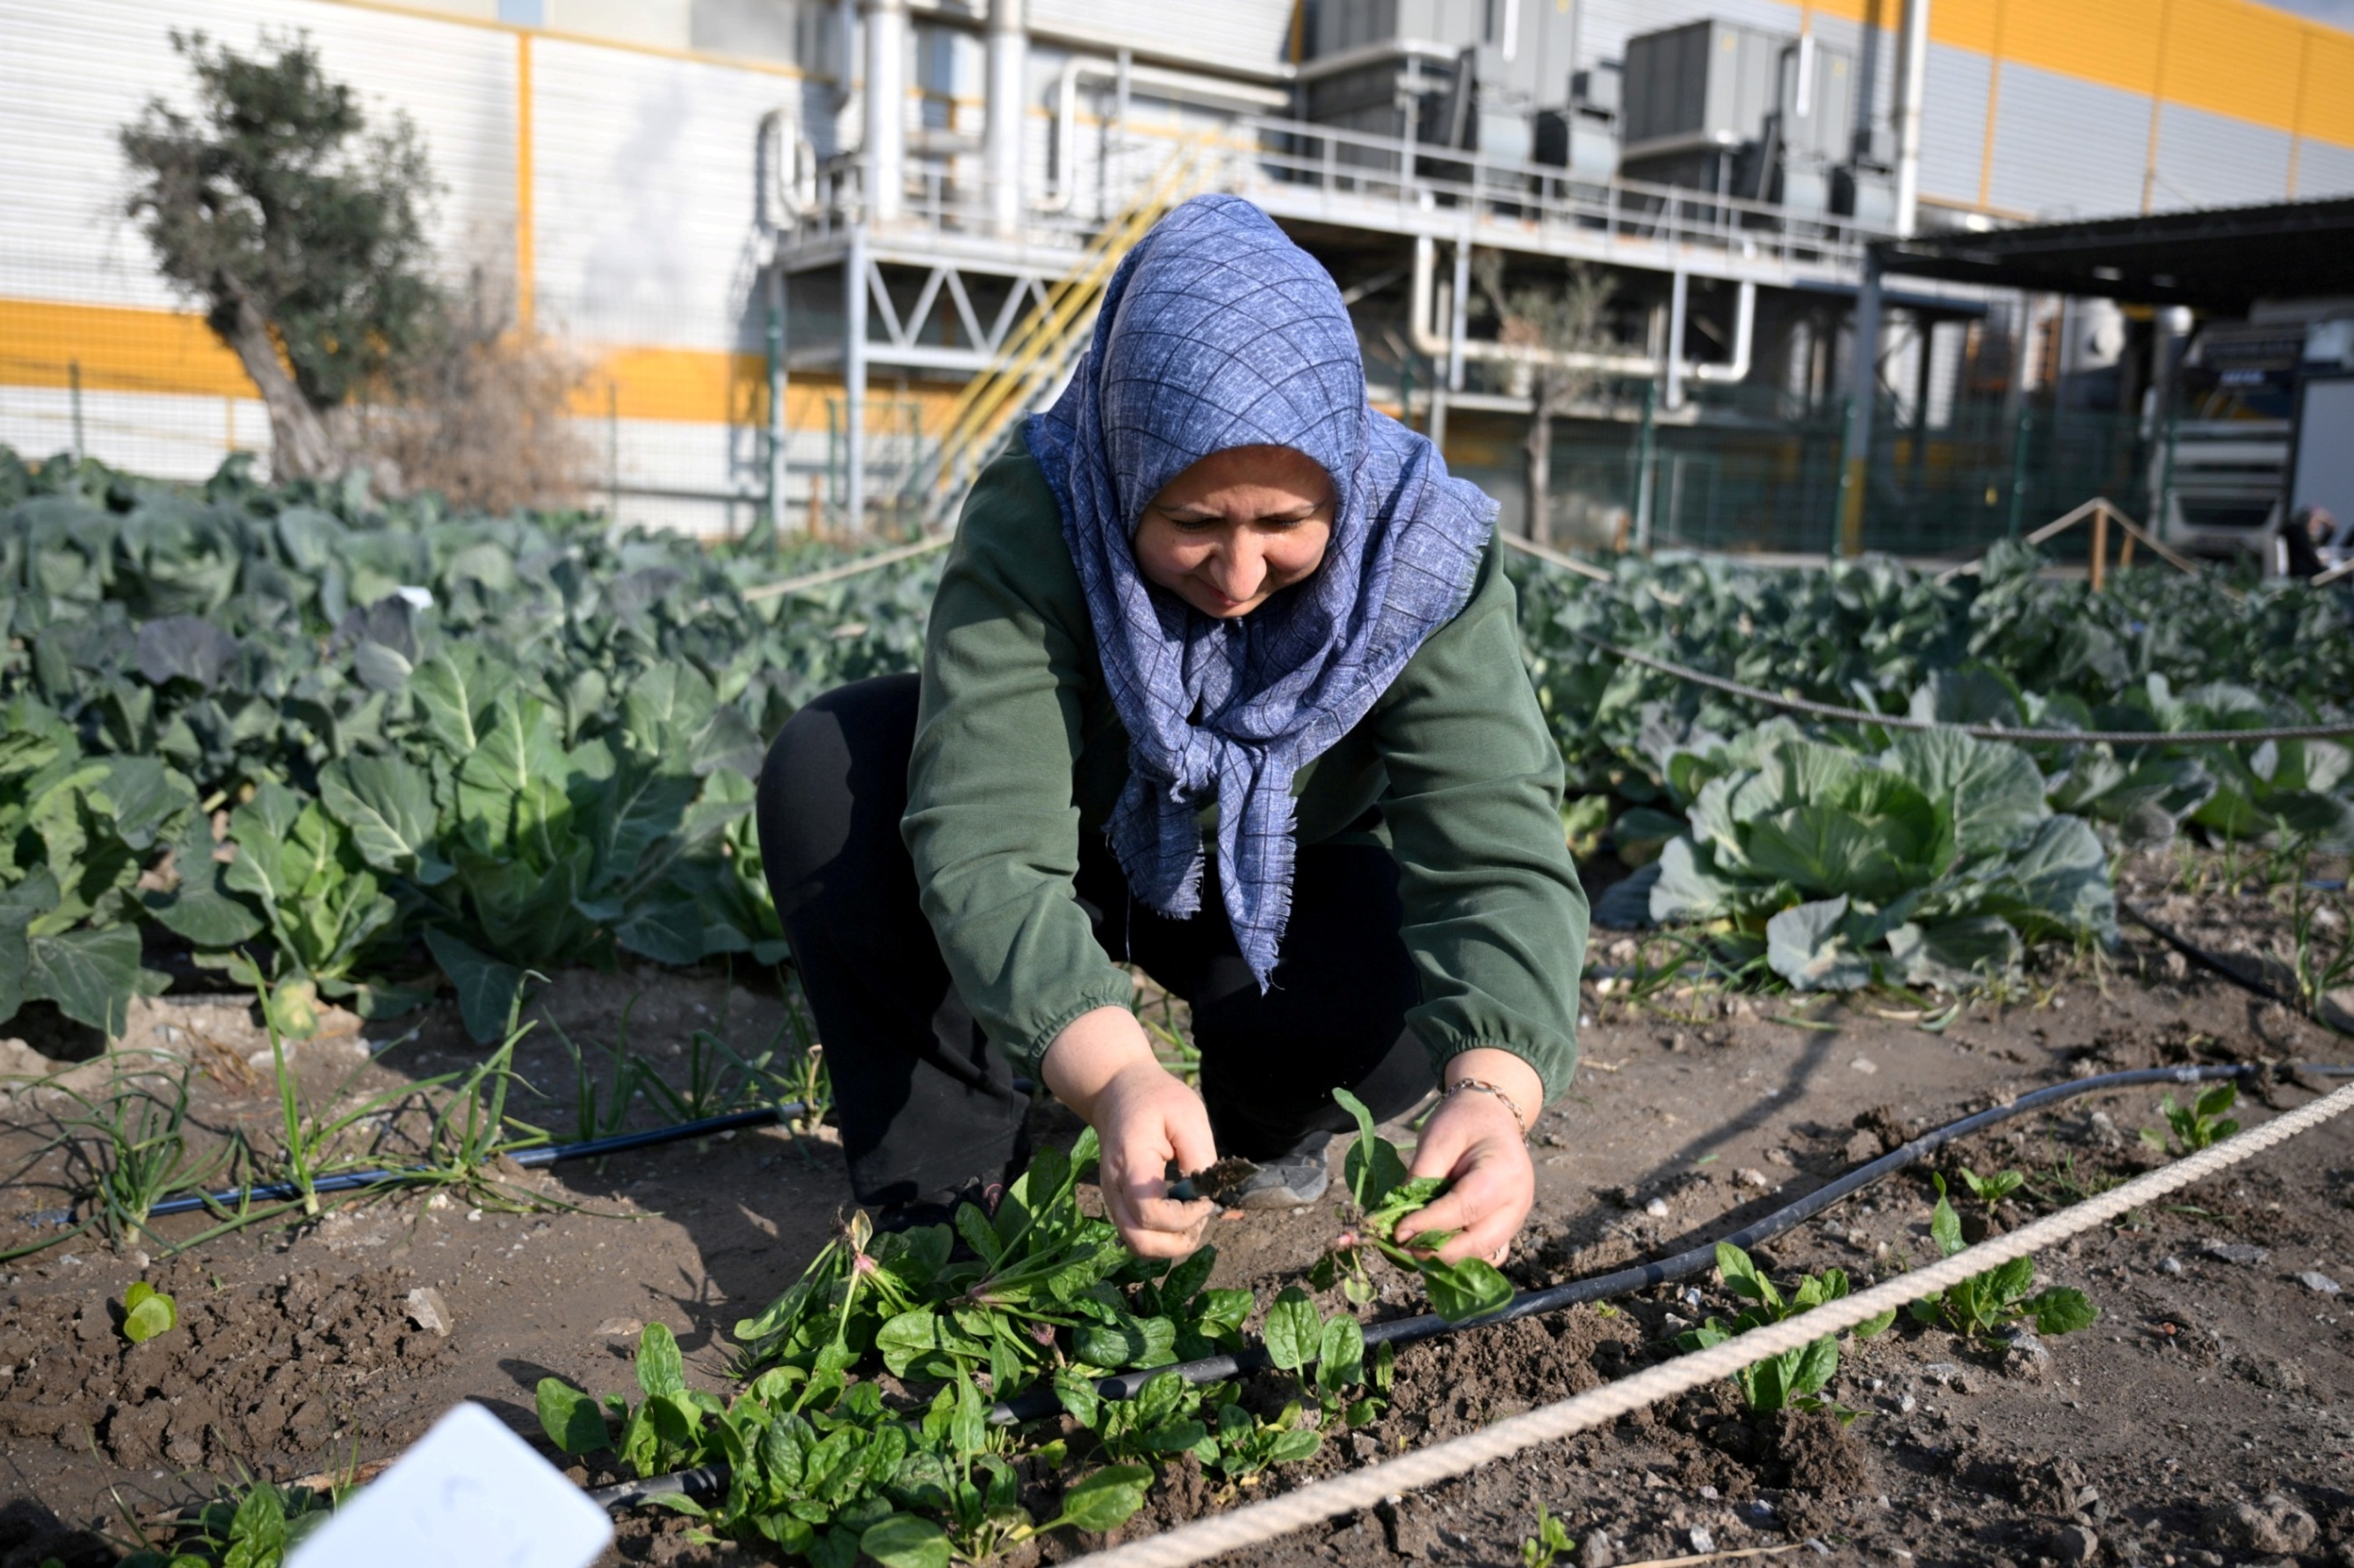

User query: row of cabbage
[8,444,2351,1039]
[0,448,938,1041]
[1513,541,2354,989]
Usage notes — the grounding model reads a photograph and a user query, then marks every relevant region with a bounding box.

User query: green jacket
[902,449,1588,1100]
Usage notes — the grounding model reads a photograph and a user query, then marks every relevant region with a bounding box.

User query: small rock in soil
[2049,1525,2099,1563]
[597,1316,645,1337]
[2161,1255,2184,1275]
[2204,1242,2271,1266]
[2204,1496,2319,1555]
[405,1285,452,1337]
[1578,1532,1615,1568]
[2297,1270,2342,1295]
[1999,1326,2052,1381]
[1690,1526,1716,1553]
[2087,1111,2126,1149]
[1377,1497,1438,1560]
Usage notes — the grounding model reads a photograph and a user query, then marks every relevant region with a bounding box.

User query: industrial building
[5,0,2354,555]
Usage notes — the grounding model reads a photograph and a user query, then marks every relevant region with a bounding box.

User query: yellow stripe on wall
[2165,0,2307,126]
[0,296,966,432]
[0,298,257,400]
[2304,26,2354,148]
[2002,0,2165,102]
[1819,0,2354,149]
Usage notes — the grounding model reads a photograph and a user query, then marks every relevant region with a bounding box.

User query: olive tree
[121,30,443,481]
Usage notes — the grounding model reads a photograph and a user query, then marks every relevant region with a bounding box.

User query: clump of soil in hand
[0,1260,454,1475]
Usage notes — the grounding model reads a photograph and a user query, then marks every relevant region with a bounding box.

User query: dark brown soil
[5,863,2354,1567]
[0,1258,454,1475]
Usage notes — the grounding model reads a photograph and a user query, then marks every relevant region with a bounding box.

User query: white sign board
[286,1401,613,1568]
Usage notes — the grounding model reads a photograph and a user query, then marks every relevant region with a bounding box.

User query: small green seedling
[1329,1088,1514,1324]
[120,1281,177,1344]
[1521,1506,1577,1568]
[1952,1166,2024,1209]
[1909,1177,2101,1340]
[2141,1082,2240,1154]
[1675,1242,1889,1420]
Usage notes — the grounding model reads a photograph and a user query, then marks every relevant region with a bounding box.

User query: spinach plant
[2141,1082,2239,1154]
[1262,1283,1389,1430]
[1908,1178,2100,1340]
[537,1325,1158,1564]
[1675,1242,1891,1420]
[1328,1088,1516,1324]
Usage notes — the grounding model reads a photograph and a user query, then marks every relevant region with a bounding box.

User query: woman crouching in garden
[757,194,1587,1268]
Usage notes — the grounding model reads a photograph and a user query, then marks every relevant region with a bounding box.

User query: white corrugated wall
[2150,101,2293,211]
[1987,61,2148,219]
[2296,137,2354,197]
[1028,0,1293,78]
[1916,40,1990,210]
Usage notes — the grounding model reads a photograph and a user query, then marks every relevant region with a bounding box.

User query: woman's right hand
[1040,1006,1217,1258]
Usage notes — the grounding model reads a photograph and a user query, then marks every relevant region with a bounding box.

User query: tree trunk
[1525,402,1554,546]
[207,287,339,481]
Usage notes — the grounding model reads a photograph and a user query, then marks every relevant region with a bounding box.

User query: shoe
[870,1132,1026,1236]
[1222,1131,1333,1210]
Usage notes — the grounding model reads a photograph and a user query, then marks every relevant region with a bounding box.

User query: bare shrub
[360,269,594,514]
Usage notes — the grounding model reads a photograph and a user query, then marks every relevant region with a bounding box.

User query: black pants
[756,674,1436,1208]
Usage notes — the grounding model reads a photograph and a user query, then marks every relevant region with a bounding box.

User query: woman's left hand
[1390,1049,1541,1267]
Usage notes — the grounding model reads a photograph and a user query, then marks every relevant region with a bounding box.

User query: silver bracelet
[1444,1077,1529,1140]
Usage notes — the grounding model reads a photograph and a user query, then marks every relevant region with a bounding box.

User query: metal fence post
[2006,403,2033,539]
[1632,378,1659,551]
[69,360,84,463]
[1835,255,1883,558]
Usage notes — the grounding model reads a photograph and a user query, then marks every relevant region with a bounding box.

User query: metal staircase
[906,134,1221,532]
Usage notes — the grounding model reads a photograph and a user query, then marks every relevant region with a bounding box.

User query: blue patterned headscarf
[1023,194,1497,987]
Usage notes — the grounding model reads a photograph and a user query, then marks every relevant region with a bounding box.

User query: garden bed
[4,871,2350,1568]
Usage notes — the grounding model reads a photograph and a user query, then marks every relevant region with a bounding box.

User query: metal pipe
[1892,0,1930,236]
[757,109,816,227]
[837,0,858,102]
[1447,239,1471,393]
[1406,235,1754,384]
[1663,268,1690,410]
[1114,47,1132,206]
[844,228,869,533]
[863,0,908,224]
[1041,54,1288,213]
[984,0,1026,239]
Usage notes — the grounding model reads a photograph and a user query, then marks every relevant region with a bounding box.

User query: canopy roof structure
[1871,199,2354,311]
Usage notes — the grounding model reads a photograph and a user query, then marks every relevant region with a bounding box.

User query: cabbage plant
[1619,723,2114,991]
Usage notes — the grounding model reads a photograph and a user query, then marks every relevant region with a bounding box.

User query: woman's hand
[1041,1006,1217,1259]
[1391,1049,1541,1267]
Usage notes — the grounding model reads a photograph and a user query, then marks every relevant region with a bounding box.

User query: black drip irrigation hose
[589,1057,2354,1511]
[139,1102,812,1219]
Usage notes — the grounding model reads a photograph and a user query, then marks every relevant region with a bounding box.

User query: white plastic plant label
[286,1399,612,1568]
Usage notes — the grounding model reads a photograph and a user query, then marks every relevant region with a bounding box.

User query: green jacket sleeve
[1374,542,1589,1103]
[902,456,1135,1077]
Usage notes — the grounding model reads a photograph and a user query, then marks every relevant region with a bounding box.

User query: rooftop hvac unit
[1619,18,1859,211]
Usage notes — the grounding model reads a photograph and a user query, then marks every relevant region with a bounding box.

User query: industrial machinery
[1298,6,1893,221]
